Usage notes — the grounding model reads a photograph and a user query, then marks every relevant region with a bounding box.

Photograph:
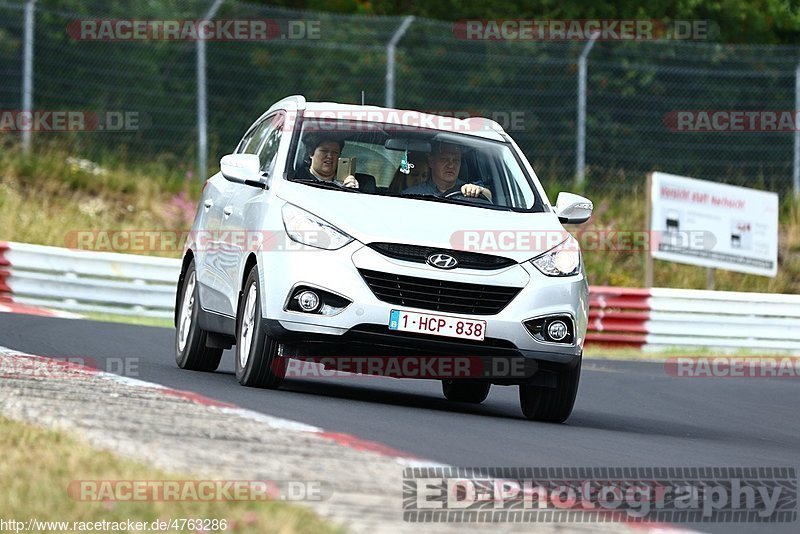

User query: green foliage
[263,0,800,44]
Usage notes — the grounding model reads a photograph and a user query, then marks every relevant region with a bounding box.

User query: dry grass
[584,345,798,360]
[0,415,341,533]
[0,140,197,259]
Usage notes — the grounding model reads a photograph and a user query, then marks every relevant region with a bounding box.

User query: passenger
[297,136,359,189]
[402,142,490,199]
[388,152,429,194]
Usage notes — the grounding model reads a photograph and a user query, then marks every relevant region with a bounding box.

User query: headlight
[281,203,353,250]
[531,234,581,276]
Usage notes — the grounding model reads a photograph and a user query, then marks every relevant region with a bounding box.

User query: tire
[442,380,491,404]
[519,356,581,423]
[175,262,223,371]
[235,264,285,389]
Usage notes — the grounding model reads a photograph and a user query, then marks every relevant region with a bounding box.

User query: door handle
[223,206,233,217]
[203,199,213,210]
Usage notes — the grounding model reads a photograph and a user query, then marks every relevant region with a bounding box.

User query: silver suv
[174,96,592,422]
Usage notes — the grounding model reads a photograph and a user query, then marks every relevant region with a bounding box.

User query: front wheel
[442,380,491,403]
[519,356,581,423]
[235,265,285,389]
[175,262,223,372]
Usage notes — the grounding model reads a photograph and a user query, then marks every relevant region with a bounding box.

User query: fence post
[385,16,414,108]
[197,0,225,181]
[794,61,800,197]
[576,32,599,187]
[21,0,36,154]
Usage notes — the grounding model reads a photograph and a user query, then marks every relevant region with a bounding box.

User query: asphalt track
[1,312,798,533]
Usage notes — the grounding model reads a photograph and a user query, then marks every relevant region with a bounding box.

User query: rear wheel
[519,356,581,423]
[175,262,223,371]
[442,380,491,403]
[235,265,285,388]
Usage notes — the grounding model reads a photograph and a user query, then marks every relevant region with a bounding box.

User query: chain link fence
[1,0,799,193]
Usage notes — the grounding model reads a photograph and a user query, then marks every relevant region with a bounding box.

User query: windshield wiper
[396,194,452,204]
[398,193,512,211]
[292,178,359,193]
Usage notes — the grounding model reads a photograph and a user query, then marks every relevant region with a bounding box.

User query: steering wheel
[443,185,492,205]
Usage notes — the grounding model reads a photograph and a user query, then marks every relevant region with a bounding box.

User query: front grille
[368,242,516,270]
[358,268,521,315]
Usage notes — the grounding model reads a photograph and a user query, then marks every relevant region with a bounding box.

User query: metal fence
[1,0,799,193]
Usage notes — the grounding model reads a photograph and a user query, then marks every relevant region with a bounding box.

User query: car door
[194,171,237,315]
[216,112,286,317]
[196,116,273,316]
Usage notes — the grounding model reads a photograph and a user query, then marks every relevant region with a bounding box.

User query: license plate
[388,310,486,341]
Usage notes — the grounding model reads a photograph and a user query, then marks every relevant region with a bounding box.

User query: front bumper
[258,241,588,383]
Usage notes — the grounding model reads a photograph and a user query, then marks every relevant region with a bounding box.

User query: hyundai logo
[427,253,458,269]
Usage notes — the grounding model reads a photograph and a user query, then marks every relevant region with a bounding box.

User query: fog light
[547,320,568,341]
[286,285,352,316]
[296,290,320,312]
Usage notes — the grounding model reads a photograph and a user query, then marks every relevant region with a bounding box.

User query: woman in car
[296,135,359,189]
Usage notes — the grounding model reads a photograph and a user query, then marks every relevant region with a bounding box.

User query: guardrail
[0,241,179,319]
[589,286,800,351]
[2,241,799,351]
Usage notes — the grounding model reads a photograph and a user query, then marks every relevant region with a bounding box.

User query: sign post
[644,173,654,287]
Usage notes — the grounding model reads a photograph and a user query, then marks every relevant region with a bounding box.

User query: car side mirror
[554,192,593,224]
[220,153,266,188]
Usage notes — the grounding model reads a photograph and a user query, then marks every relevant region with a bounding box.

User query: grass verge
[83,312,173,329]
[584,345,799,360]
[0,415,341,534]
[0,141,197,259]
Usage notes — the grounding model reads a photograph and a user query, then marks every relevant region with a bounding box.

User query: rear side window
[238,113,285,172]
[257,114,285,173]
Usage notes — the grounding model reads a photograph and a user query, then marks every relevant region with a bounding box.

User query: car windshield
[288,118,545,212]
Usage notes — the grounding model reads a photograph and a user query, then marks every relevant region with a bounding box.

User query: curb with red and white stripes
[1,347,437,467]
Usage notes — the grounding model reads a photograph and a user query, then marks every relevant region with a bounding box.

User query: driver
[402,142,490,199]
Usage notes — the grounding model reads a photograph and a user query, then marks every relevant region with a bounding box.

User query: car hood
[277,185,569,263]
